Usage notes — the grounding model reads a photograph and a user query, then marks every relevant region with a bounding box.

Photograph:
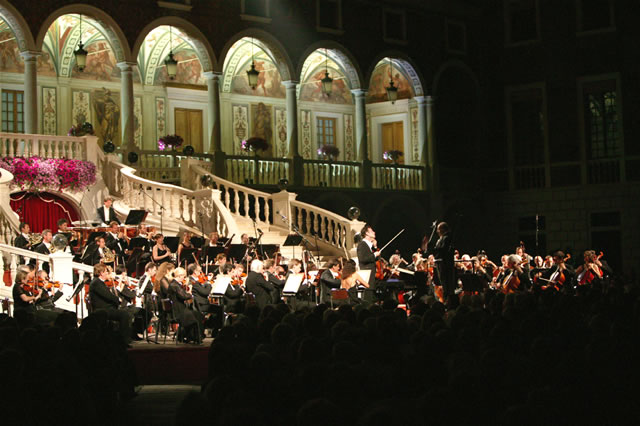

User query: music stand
[282,234,303,260]
[218,236,230,246]
[260,244,280,259]
[283,273,304,297]
[164,236,179,254]
[228,244,248,264]
[212,276,231,296]
[86,231,106,245]
[191,236,204,249]
[125,210,148,226]
[179,248,198,268]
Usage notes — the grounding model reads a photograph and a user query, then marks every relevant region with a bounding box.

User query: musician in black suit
[536,250,575,292]
[264,259,285,303]
[14,222,31,250]
[319,258,342,304]
[222,264,244,313]
[245,259,273,310]
[105,221,128,264]
[89,263,132,344]
[56,218,78,250]
[33,229,53,274]
[97,196,120,225]
[427,222,455,301]
[357,224,381,301]
[83,236,112,267]
[168,267,202,342]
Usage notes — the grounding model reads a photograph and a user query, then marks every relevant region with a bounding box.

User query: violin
[501,270,521,294]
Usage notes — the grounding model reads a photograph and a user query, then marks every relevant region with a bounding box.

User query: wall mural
[232,104,249,155]
[134,96,143,148]
[274,107,287,157]
[42,87,57,135]
[410,106,420,162]
[251,102,273,155]
[367,62,414,103]
[366,113,371,159]
[154,50,204,86]
[300,110,312,159]
[155,97,166,143]
[92,88,121,146]
[71,40,120,82]
[231,55,285,98]
[72,90,91,126]
[344,114,354,161]
[0,21,23,73]
[300,67,352,104]
[37,52,57,77]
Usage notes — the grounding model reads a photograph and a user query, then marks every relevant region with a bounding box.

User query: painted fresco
[36,52,57,77]
[154,50,204,86]
[156,97,166,142]
[274,107,287,156]
[72,90,91,126]
[410,107,420,162]
[367,63,414,103]
[134,96,143,148]
[300,67,352,104]
[232,104,249,154]
[92,88,121,146]
[300,110,312,159]
[42,87,57,135]
[232,57,285,98]
[72,40,120,81]
[251,102,273,154]
[344,114,354,161]
[0,22,23,73]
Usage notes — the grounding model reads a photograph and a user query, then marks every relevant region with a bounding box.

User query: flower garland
[0,156,97,193]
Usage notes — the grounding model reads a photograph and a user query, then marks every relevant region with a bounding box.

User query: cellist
[535,250,574,291]
[499,254,530,293]
[575,250,609,286]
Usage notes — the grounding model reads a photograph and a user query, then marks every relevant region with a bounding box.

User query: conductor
[356,224,381,301]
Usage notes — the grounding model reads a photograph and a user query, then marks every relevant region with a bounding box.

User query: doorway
[175,108,203,153]
[381,121,404,164]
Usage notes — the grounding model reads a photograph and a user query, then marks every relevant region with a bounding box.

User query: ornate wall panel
[41,87,57,135]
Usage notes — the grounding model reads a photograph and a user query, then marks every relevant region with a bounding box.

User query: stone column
[21,51,40,134]
[204,71,222,153]
[352,89,368,161]
[117,62,136,157]
[425,95,437,191]
[283,81,299,158]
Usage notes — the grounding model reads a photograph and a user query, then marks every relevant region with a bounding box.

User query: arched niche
[0,0,36,52]
[366,52,426,103]
[298,47,360,104]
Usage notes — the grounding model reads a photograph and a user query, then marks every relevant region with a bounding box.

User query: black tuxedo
[319,269,341,304]
[245,271,273,310]
[97,206,120,225]
[428,233,455,298]
[224,284,244,313]
[14,234,30,250]
[539,264,575,290]
[357,240,377,275]
[190,277,212,314]
[89,277,132,343]
[33,242,51,274]
[168,281,202,341]
[267,272,285,303]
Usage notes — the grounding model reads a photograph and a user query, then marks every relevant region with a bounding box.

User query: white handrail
[0,168,20,245]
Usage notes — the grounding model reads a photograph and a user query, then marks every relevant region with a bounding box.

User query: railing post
[271,190,297,232]
[361,159,372,189]
[85,135,99,163]
[213,150,227,178]
[292,155,304,187]
[50,252,74,284]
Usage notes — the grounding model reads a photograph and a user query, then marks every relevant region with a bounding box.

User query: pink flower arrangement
[241,137,269,153]
[158,134,184,151]
[0,156,96,193]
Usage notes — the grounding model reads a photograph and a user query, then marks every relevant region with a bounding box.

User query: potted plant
[317,144,340,161]
[67,122,94,137]
[241,137,270,156]
[158,134,184,151]
[383,150,403,164]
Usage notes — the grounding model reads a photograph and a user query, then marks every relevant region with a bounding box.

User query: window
[317,0,342,33]
[518,215,546,256]
[577,0,614,33]
[510,88,545,166]
[241,0,271,23]
[383,9,406,43]
[316,117,336,148]
[446,20,466,53]
[583,79,620,159]
[1,90,24,133]
[505,0,539,44]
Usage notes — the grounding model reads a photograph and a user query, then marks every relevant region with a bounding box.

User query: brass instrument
[29,233,43,247]
[102,247,116,263]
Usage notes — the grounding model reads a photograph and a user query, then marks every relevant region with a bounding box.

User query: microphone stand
[138,184,165,235]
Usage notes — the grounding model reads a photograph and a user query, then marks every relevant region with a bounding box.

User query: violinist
[319,258,342,304]
[223,263,244,314]
[188,263,212,314]
[12,268,57,324]
[154,262,175,300]
[264,259,285,304]
[34,269,64,310]
[357,224,380,301]
[89,263,132,344]
[406,252,422,272]
[536,251,574,292]
[168,267,202,343]
[245,259,273,310]
[136,262,158,329]
[152,233,174,265]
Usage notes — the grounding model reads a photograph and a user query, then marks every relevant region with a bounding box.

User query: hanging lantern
[247,61,260,89]
[321,48,333,95]
[386,79,398,103]
[165,52,178,79]
[74,15,88,72]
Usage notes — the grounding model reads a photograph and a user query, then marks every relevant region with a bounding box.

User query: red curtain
[10,192,80,234]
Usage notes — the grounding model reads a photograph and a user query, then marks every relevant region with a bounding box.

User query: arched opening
[10,192,80,234]
[297,45,361,161]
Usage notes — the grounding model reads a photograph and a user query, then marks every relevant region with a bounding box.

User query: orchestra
[8,212,617,347]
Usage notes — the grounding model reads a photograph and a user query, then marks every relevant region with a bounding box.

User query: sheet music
[283,273,304,294]
[357,269,371,285]
[212,275,232,295]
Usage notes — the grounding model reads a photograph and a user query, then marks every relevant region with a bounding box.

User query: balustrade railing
[289,200,357,252]
[0,168,20,245]
[225,156,290,186]
[108,160,238,238]
[0,133,101,165]
[372,163,424,191]
[303,160,360,188]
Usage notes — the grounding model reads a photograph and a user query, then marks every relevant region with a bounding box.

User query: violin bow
[379,229,405,253]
